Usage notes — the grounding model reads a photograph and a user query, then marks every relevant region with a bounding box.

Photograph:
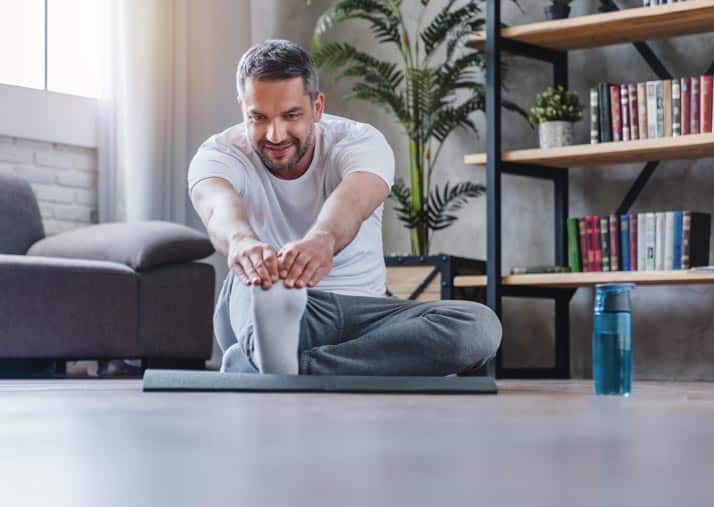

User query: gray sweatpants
[213,271,502,376]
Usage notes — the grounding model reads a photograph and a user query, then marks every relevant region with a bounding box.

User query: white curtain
[97,0,190,224]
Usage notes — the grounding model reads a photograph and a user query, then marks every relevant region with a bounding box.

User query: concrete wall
[256,0,714,380]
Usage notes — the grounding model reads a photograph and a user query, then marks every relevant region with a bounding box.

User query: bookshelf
[467,0,714,51]
[470,1,714,379]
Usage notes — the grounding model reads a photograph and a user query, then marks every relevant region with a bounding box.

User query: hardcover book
[637,213,647,272]
[609,214,620,271]
[646,81,658,139]
[681,77,691,135]
[600,216,611,272]
[663,79,673,138]
[656,80,665,138]
[620,84,631,141]
[628,83,639,140]
[681,212,712,269]
[592,216,603,273]
[637,82,648,140]
[673,211,683,270]
[629,213,638,271]
[701,75,713,133]
[599,83,613,143]
[620,215,631,271]
[579,218,589,272]
[655,212,666,271]
[590,87,600,144]
[610,85,622,142]
[645,212,656,271]
[691,76,700,135]
[567,217,581,272]
[664,211,675,270]
[672,79,681,137]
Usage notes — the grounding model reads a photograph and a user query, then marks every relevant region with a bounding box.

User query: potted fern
[307,0,525,299]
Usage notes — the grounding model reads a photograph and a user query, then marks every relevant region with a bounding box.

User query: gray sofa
[0,172,216,373]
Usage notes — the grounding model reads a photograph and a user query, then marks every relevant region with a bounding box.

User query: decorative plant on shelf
[528,85,584,149]
[306,0,526,256]
[545,0,574,20]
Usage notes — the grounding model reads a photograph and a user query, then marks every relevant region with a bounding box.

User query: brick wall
[0,136,98,235]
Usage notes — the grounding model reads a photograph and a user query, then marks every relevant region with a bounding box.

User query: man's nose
[266,120,287,143]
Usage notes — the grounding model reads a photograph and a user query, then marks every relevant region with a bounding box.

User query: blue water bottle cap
[594,283,635,313]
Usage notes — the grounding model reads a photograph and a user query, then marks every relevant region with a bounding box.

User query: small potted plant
[545,0,574,20]
[529,85,583,149]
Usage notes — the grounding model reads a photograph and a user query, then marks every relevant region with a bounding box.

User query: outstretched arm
[278,171,390,288]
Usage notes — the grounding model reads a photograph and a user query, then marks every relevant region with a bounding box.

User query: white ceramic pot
[538,121,574,149]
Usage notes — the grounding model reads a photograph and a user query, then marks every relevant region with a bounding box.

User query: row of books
[567,212,711,273]
[589,75,714,144]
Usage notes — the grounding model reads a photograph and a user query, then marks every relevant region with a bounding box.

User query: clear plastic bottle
[592,283,635,396]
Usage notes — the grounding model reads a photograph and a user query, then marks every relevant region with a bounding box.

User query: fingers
[230,262,251,286]
[262,247,280,282]
[299,261,320,288]
[249,252,273,287]
[278,246,299,279]
[284,253,309,288]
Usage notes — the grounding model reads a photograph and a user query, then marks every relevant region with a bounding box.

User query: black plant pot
[544,4,570,20]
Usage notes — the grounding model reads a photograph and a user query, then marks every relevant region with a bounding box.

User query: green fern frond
[425,181,485,230]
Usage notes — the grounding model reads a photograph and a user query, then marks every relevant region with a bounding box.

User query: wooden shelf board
[454,270,714,289]
[467,1,714,51]
[464,133,714,169]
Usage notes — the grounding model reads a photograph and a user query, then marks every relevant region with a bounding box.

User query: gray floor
[1,378,713,507]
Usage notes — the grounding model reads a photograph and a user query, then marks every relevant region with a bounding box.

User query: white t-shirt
[187,113,395,297]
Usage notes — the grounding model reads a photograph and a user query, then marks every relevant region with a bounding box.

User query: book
[663,79,673,137]
[645,212,656,271]
[656,80,665,138]
[592,216,603,272]
[579,218,589,272]
[664,211,675,270]
[637,213,647,271]
[628,83,639,140]
[691,76,700,135]
[599,83,613,143]
[637,82,648,140]
[629,213,638,271]
[681,77,691,135]
[510,265,571,275]
[701,75,713,133]
[682,212,712,269]
[609,214,620,271]
[673,211,683,270]
[672,79,681,137]
[620,215,630,271]
[646,81,658,139]
[620,84,631,141]
[655,212,666,270]
[610,85,622,142]
[590,87,600,144]
[567,218,581,272]
[600,216,611,272]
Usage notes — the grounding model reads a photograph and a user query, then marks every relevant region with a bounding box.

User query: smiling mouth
[264,144,294,157]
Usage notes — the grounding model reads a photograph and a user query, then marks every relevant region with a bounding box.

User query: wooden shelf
[464,133,714,169]
[467,1,714,51]
[454,270,714,289]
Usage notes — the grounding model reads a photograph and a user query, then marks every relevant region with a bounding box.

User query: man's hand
[278,230,335,289]
[227,235,280,290]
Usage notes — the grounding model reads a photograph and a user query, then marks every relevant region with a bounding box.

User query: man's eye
[287,113,301,120]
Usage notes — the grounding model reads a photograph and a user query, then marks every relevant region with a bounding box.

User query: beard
[254,127,315,176]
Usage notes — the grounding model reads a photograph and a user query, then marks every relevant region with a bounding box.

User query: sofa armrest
[26,220,214,271]
[0,254,139,358]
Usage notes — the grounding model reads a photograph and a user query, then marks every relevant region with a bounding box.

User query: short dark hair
[236,39,319,100]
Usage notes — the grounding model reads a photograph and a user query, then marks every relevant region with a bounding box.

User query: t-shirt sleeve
[334,124,395,190]
[187,144,248,198]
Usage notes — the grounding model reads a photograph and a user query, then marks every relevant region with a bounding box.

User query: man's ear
[313,91,325,122]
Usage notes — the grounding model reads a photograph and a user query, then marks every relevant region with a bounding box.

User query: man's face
[239,77,324,176]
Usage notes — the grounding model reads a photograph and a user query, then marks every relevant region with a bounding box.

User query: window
[0,0,103,98]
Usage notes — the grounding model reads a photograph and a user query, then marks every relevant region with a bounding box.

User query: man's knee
[438,300,502,369]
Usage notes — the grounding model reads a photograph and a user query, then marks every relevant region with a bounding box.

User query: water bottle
[592,283,635,396]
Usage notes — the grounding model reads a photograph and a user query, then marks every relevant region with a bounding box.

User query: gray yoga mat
[142,369,497,394]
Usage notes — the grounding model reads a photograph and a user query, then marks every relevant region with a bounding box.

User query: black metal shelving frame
[483,0,713,379]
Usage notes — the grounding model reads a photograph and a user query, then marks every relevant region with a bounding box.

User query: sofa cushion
[0,172,45,254]
[27,220,214,270]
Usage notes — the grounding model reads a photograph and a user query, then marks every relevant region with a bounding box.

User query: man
[188,39,501,376]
